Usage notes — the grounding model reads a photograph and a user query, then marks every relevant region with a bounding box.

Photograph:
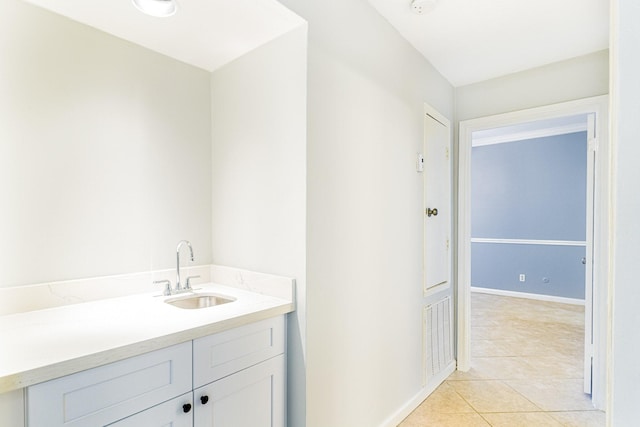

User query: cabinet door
[193,316,284,388]
[27,342,192,427]
[194,355,285,427]
[107,393,193,427]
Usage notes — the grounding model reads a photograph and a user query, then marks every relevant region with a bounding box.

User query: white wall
[209,26,308,427]
[0,0,212,288]
[456,50,609,121]
[273,1,454,426]
[608,0,640,423]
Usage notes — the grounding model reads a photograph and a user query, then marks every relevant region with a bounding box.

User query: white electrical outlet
[519,274,526,282]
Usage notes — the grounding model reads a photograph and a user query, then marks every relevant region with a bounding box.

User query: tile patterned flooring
[399,293,606,426]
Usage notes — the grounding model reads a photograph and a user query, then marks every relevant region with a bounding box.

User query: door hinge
[588,138,599,152]
[445,147,450,160]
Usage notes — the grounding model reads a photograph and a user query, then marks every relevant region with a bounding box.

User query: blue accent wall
[471,243,586,299]
[472,132,587,241]
[471,132,587,299]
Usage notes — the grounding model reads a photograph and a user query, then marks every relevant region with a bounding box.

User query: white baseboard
[378,360,456,427]
[471,286,585,306]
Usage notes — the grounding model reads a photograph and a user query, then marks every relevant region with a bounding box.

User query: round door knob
[183,403,192,413]
[200,395,209,405]
[426,207,438,217]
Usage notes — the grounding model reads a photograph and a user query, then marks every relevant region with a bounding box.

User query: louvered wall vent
[424,296,453,381]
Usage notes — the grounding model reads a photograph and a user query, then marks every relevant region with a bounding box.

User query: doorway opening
[456,96,609,410]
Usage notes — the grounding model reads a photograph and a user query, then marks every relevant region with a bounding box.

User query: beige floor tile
[469,356,534,380]
[447,380,541,413]
[473,337,581,359]
[548,410,606,427]
[472,339,515,357]
[480,411,563,426]
[472,324,543,341]
[445,368,486,381]
[521,356,584,380]
[415,294,606,425]
[399,412,490,427]
[505,379,595,411]
[407,382,475,415]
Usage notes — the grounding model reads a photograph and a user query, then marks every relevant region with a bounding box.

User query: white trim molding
[471,286,585,306]
[472,122,588,147]
[471,238,587,247]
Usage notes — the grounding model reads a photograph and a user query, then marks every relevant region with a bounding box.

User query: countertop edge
[0,302,294,394]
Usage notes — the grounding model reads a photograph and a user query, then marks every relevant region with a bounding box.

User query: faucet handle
[185,275,200,290]
[154,280,172,296]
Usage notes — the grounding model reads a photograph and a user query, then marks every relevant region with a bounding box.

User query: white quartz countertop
[0,283,293,393]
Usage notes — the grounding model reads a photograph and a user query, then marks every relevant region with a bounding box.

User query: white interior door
[424,111,451,293]
[584,113,596,394]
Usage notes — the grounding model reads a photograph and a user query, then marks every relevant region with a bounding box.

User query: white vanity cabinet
[192,316,285,427]
[25,315,286,427]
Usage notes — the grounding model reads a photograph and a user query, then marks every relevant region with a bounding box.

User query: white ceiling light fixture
[411,0,438,15]
[132,0,178,17]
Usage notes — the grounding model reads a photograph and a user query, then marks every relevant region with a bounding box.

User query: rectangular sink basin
[165,293,236,309]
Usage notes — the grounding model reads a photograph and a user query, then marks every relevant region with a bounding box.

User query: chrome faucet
[176,240,194,292]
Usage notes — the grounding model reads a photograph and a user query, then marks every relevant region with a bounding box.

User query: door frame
[456,95,609,409]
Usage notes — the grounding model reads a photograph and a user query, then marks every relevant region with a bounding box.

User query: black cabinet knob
[200,395,209,405]
[183,403,192,413]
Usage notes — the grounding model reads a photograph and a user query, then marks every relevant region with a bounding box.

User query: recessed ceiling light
[132,0,177,17]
